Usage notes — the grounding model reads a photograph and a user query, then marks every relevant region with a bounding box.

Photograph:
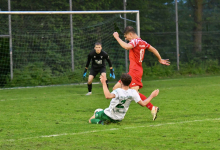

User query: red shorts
[118,69,143,89]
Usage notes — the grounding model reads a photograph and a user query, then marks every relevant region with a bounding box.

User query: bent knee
[112,85,117,91]
[88,81,92,84]
[87,79,93,84]
[113,83,122,91]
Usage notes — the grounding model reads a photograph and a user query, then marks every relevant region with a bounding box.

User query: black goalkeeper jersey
[85,50,112,69]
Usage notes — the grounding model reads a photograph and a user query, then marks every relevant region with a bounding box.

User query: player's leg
[89,114,96,123]
[129,73,159,121]
[86,75,94,95]
[137,92,153,110]
[89,110,112,125]
[89,114,104,124]
[130,85,139,91]
[113,82,122,90]
[100,67,108,89]
[89,108,103,124]
[86,68,98,95]
[101,72,109,88]
[138,92,159,120]
[132,88,159,120]
[130,86,153,109]
[129,86,151,109]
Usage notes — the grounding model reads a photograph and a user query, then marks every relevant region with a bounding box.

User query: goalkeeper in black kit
[83,42,115,95]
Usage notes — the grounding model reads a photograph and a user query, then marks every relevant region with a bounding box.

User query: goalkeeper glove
[83,68,87,79]
[110,68,115,79]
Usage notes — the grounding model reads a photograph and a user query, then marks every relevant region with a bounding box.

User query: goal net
[0,11,138,87]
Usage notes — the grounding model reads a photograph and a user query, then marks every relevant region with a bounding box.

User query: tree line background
[0,0,220,87]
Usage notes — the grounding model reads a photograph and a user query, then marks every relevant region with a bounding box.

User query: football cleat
[85,92,92,96]
[151,106,159,121]
[100,120,111,125]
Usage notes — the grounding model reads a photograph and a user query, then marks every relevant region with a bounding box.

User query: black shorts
[89,67,106,78]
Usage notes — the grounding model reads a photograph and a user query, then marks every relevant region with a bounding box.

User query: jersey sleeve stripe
[143,41,151,49]
[130,39,138,47]
[129,40,135,47]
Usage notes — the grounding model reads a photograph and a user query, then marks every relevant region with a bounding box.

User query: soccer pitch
[0,76,220,149]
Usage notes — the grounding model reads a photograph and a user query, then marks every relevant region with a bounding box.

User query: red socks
[139,93,153,110]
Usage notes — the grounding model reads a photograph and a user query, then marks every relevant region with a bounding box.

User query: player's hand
[159,59,170,66]
[100,75,107,84]
[151,89,159,98]
[83,68,87,79]
[113,32,119,39]
[110,69,115,79]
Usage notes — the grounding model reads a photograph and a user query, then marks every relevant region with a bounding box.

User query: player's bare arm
[113,32,133,50]
[138,89,159,107]
[148,46,170,66]
[100,75,115,99]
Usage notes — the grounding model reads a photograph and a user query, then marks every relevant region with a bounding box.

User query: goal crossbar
[0,10,139,15]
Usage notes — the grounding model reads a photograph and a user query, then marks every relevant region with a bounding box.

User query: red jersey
[129,38,151,71]
[118,38,150,89]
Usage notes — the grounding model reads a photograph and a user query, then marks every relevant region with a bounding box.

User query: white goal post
[0,10,140,82]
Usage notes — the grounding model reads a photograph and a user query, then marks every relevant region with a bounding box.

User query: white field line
[0,93,104,102]
[0,97,40,102]
[151,75,220,82]
[0,82,101,90]
[0,99,16,101]
[5,118,220,142]
[1,75,220,91]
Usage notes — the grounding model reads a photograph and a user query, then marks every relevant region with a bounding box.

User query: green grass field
[0,76,220,150]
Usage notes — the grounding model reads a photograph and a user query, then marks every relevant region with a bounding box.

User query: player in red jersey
[113,26,170,121]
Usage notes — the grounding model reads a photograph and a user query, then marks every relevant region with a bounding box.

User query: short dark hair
[120,73,132,86]
[95,42,102,46]
[124,26,136,35]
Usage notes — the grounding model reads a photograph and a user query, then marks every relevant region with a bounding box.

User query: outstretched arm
[100,75,115,99]
[138,89,159,106]
[85,54,92,69]
[148,46,170,66]
[83,54,91,78]
[106,55,113,69]
[105,55,115,78]
[113,32,133,50]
